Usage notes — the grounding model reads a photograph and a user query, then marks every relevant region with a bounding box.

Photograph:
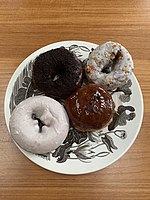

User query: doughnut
[9,96,69,154]
[65,84,115,131]
[32,47,83,99]
[85,41,134,90]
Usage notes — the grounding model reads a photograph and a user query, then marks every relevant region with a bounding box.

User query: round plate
[4,41,144,175]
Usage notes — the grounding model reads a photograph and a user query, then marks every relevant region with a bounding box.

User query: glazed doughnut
[65,84,115,131]
[9,96,69,154]
[86,41,134,90]
[32,47,83,99]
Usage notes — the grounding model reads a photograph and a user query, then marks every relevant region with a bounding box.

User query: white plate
[4,41,144,175]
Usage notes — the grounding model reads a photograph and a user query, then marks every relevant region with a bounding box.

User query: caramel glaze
[65,84,115,131]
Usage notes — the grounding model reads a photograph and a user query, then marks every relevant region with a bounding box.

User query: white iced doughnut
[86,41,134,90]
[9,96,69,154]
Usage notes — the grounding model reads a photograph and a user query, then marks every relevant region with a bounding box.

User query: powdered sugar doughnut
[9,96,69,154]
[86,41,134,90]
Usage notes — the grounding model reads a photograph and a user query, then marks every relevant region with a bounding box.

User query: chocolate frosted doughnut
[85,41,134,91]
[65,84,115,131]
[32,47,83,99]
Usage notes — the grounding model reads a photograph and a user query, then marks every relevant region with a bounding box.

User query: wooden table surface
[0,0,150,199]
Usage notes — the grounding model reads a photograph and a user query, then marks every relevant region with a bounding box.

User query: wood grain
[0,0,150,199]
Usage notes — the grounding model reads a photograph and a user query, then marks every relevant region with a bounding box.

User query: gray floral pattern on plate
[9,44,136,163]
[50,129,127,163]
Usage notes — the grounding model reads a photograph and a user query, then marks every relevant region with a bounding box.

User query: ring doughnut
[85,41,134,90]
[9,96,69,154]
[32,47,83,99]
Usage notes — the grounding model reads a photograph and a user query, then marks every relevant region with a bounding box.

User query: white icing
[9,96,69,154]
[86,41,134,90]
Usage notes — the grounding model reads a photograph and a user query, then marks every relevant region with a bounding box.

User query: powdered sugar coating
[86,41,134,90]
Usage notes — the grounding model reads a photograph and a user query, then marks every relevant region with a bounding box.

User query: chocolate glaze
[32,47,83,99]
[65,84,115,131]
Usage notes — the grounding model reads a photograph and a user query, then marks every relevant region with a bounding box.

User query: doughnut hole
[31,107,56,133]
[101,50,123,74]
